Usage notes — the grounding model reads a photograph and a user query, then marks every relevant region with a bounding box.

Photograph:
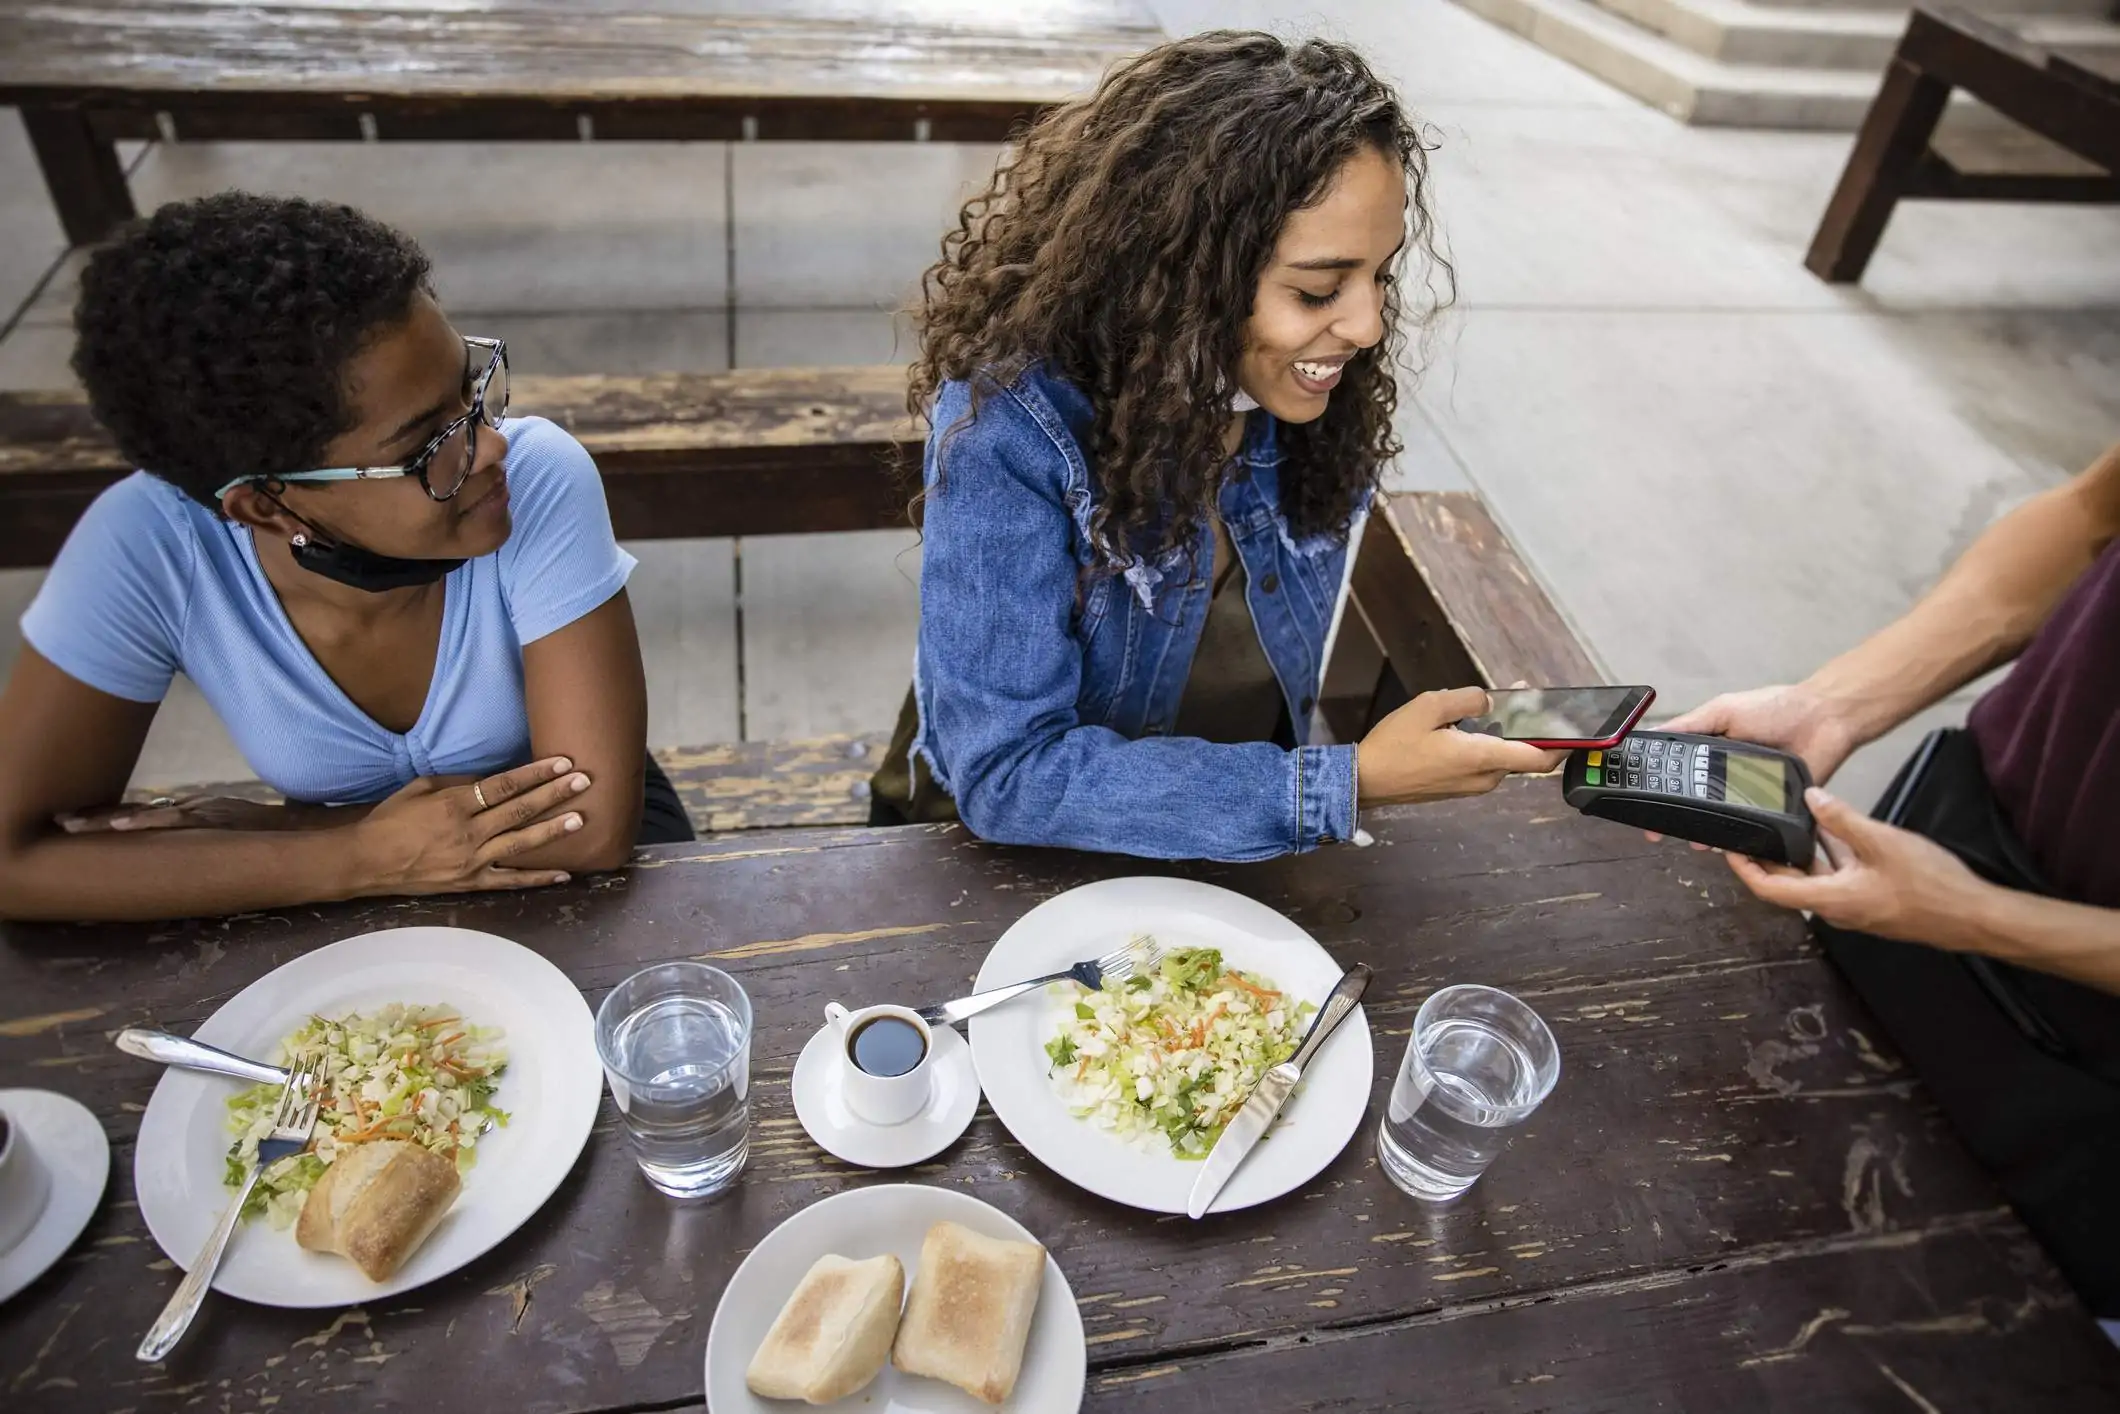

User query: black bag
[1820,728,2120,1317]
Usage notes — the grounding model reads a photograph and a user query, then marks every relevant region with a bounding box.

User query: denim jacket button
[1261,573,1281,594]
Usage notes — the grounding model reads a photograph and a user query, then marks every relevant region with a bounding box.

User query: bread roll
[745,1253,906,1403]
[295,1139,460,1281]
[892,1221,1045,1405]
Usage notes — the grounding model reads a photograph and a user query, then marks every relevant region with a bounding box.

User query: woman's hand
[1725,788,1987,948]
[1661,683,1862,785]
[350,756,596,897]
[1357,687,1563,805]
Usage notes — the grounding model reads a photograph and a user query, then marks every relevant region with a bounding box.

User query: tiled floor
[1,0,2117,815]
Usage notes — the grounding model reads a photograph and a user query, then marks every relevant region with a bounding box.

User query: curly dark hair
[72,191,434,509]
[910,31,1450,569]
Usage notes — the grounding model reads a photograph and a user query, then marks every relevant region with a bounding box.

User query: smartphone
[1456,685,1656,750]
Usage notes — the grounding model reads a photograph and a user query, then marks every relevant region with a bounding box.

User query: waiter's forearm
[1944,882,2120,997]
[1808,449,2120,747]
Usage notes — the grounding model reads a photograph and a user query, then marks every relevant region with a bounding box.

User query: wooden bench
[1806,5,2120,283]
[0,366,919,569]
[133,735,883,837]
[0,0,1164,247]
[1321,491,1600,738]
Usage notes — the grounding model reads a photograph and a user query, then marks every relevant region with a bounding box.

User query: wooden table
[0,0,1164,245]
[1805,5,2120,284]
[3,786,2118,1410]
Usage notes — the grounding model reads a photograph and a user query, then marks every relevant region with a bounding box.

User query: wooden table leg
[21,106,136,247]
[1804,57,1951,283]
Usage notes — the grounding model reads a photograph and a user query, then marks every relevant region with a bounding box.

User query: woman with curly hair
[0,192,690,922]
[870,31,1559,858]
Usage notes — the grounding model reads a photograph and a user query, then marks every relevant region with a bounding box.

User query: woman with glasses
[0,191,689,922]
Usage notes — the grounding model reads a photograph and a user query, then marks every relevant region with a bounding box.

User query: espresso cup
[824,1002,935,1126]
[0,1102,52,1257]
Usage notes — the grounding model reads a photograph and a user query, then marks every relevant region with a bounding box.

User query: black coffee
[848,1015,927,1077]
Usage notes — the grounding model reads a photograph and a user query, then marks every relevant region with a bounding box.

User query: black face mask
[288,531,463,592]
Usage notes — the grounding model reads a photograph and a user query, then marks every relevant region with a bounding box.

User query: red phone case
[1512,690,1655,750]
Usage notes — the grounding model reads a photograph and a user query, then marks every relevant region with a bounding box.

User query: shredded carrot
[414,1016,461,1031]
[340,1114,418,1144]
[435,1031,465,1048]
[1190,1003,1226,1048]
[1222,973,1280,1002]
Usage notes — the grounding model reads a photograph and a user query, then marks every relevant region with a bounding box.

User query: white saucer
[0,1089,110,1305]
[792,1023,981,1168]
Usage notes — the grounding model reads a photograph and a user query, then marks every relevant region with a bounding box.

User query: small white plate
[134,926,602,1308]
[704,1183,1084,1413]
[793,1024,981,1169]
[969,877,1372,1216]
[0,1089,110,1305]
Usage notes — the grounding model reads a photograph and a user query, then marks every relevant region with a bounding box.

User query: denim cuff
[1295,744,1359,850]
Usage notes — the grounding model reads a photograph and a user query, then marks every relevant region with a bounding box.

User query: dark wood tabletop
[2,0,1165,262]
[2,783,2117,1411]
[0,0,1162,108]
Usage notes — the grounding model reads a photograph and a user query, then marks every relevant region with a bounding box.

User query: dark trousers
[638,756,695,845]
[1821,730,2120,1318]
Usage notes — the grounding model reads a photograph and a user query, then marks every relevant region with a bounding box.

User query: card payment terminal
[1563,731,1817,868]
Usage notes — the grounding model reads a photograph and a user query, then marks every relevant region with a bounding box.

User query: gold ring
[473,782,489,811]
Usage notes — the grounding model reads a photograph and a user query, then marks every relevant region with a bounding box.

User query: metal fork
[138,1052,322,1364]
[919,936,1166,1028]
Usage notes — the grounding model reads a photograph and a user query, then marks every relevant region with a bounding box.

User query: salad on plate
[1045,943,1315,1159]
[224,1003,508,1226]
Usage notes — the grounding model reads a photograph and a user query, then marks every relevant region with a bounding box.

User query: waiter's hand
[1725,787,1985,948]
[1660,682,1861,784]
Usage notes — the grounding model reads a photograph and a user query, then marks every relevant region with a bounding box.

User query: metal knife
[1186,963,1372,1220]
[115,1027,288,1086]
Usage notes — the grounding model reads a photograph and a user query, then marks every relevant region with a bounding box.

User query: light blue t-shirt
[21,416,636,804]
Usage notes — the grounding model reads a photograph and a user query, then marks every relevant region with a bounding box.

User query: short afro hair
[72,191,434,509]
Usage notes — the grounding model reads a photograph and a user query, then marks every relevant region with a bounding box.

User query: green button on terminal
[1585,766,1603,786]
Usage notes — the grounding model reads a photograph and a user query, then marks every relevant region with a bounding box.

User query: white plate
[792,1023,982,1169]
[0,1089,110,1305]
[704,1183,1084,1413]
[969,877,1371,1215]
[135,926,601,1307]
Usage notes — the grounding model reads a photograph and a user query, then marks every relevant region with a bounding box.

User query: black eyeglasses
[214,336,510,503]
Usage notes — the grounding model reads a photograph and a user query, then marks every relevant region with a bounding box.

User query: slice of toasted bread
[745,1252,906,1404]
[294,1138,459,1282]
[892,1221,1045,1405]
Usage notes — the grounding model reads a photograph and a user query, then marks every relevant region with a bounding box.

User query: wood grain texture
[1088,1223,2120,1412]
[1352,491,1601,699]
[1808,5,2120,282]
[0,368,919,565]
[130,734,879,835]
[0,0,1161,107]
[1,785,2114,1410]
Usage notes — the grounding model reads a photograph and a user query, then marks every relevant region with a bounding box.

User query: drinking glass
[595,963,753,1199]
[1377,984,1559,1201]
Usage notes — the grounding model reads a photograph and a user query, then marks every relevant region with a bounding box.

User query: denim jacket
[910,363,1360,861]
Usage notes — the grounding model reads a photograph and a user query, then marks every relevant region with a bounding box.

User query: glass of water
[1377,984,1559,1202]
[594,962,753,1199]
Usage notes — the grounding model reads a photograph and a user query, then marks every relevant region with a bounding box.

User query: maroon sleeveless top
[1967,537,2120,908]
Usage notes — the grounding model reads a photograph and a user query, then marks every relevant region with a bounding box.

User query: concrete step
[1454,0,1883,126]
[1759,0,2108,15]
[1454,0,2119,127]
[1589,0,2120,70]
